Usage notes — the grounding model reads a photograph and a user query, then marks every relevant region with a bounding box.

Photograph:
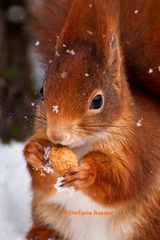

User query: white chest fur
[43,142,135,240]
[49,190,133,240]
[40,141,136,240]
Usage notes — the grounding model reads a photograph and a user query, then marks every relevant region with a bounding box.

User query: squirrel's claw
[62,163,96,190]
[23,139,52,171]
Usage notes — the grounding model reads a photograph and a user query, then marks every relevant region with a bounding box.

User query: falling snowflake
[60,71,67,79]
[35,41,40,46]
[136,119,143,128]
[85,73,90,77]
[66,49,75,56]
[52,105,59,113]
[86,30,93,35]
[134,10,139,14]
[31,102,35,107]
[49,60,53,64]
[148,68,153,74]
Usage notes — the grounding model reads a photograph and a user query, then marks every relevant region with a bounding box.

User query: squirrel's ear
[95,0,122,89]
[108,33,122,74]
[95,0,121,66]
[29,0,73,63]
[57,0,120,60]
[56,0,98,47]
[109,33,122,89]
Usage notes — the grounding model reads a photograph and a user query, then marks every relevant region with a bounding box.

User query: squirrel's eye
[39,86,44,100]
[90,94,103,110]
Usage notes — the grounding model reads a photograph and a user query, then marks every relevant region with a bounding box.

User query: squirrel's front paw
[23,139,52,171]
[61,162,97,190]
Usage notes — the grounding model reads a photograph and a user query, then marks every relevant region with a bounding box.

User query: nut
[49,146,78,175]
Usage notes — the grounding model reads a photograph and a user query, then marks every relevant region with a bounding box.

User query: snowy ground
[0,142,32,240]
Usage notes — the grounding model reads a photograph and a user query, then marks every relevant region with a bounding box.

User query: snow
[42,146,54,174]
[54,176,66,189]
[148,68,153,74]
[60,71,67,79]
[42,162,54,174]
[54,177,76,197]
[85,73,90,77]
[66,49,75,56]
[0,142,32,240]
[134,10,139,14]
[49,60,53,64]
[52,105,59,113]
[30,102,35,107]
[136,119,143,128]
[86,30,93,36]
[43,146,51,161]
[35,41,40,46]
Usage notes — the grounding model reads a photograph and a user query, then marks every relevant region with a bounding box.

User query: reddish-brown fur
[24,0,160,239]
[29,0,160,95]
[120,0,160,95]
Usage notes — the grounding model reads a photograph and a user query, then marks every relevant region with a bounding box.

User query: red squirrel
[24,0,160,239]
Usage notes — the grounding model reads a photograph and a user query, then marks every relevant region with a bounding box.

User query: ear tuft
[110,33,117,49]
[107,32,123,90]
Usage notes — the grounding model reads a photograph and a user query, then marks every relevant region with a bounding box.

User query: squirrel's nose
[47,130,64,145]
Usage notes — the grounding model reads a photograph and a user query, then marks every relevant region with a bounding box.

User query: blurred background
[0,0,44,143]
[0,1,44,239]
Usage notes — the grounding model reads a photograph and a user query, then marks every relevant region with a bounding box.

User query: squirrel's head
[35,0,128,148]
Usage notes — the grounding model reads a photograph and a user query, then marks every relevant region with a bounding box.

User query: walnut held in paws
[49,146,78,175]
